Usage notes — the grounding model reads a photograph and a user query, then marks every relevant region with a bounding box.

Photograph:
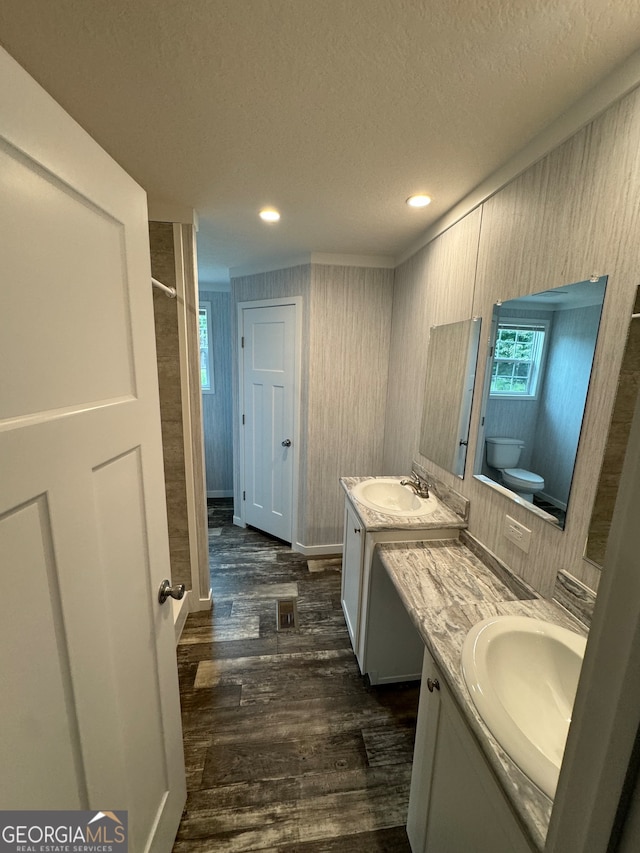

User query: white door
[241,303,297,542]
[0,47,186,852]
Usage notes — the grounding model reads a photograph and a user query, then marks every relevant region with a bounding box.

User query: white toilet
[485,437,545,503]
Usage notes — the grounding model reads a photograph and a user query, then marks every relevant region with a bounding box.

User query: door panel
[253,320,286,371]
[0,496,83,808]
[0,141,135,421]
[250,382,266,508]
[242,304,296,542]
[0,46,185,852]
[92,449,169,849]
[272,385,286,515]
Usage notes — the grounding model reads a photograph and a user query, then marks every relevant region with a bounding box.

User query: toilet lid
[503,468,544,490]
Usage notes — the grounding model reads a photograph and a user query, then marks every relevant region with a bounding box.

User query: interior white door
[0,48,186,852]
[242,303,297,542]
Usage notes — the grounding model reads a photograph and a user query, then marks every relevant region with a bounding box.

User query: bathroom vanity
[340,471,588,850]
[375,537,587,852]
[340,475,466,684]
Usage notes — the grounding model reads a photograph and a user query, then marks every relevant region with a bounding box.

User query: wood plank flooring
[173,499,418,853]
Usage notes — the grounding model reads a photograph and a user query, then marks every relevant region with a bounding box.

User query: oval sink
[351,478,436,516]
[462,615,586,799]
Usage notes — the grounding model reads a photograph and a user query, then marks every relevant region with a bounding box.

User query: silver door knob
[158,579,186,604]
[281,439,292,447]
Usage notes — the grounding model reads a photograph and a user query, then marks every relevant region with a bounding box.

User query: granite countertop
[340,476,467,532]
[376,539,587,852]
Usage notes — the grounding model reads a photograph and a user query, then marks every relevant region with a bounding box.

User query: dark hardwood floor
[172,499,418,853]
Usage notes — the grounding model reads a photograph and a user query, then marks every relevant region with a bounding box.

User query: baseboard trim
[207,490,233,498]
[173,591,191,645]
[293,541,343,557]
[539,491,568,511]
[191,589,213,613]
[367,671,422,686]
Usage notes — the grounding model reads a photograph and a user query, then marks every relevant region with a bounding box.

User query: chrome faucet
[401,472,430,499]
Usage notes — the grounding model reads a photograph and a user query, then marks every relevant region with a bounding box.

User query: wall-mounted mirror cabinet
[420,317,481,478]
[474,277,607,529]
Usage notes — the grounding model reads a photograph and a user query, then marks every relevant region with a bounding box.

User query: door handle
[281,439,292,447]
[158,579,186,604]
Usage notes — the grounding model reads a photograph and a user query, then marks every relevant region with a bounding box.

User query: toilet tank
[486,437,523,469]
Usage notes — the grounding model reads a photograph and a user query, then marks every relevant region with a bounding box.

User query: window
[199,302,214,392]
[490,319,547,398]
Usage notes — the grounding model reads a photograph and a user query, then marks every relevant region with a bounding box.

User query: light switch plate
[504,515,532,553]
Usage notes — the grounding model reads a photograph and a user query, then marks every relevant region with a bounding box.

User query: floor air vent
[276,598,299,631]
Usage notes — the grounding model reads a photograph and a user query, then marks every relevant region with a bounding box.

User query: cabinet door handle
[354,527,361,534]
[427,677,440,692]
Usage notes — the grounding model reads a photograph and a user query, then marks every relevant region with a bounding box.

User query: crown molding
[148,199,199,229]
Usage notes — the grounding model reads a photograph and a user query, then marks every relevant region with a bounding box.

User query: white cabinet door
[408,649,534,853]
[341,501,364,655]
[407,651,442,853]
[0,47,185,852]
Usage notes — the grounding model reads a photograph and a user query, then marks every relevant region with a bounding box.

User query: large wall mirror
[420,317,481,478]
[585,285,640,566]
[474,277,607,529]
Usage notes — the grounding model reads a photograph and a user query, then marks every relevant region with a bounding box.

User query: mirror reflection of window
[474,277,607,530]
[490,320,548,398]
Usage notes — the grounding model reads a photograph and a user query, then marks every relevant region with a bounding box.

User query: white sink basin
[351,478,436,516]
[462,615,586,799]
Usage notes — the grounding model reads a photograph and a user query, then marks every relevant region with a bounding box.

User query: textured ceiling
[1,1,640,284]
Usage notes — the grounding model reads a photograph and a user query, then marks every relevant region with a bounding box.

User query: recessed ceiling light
[259,208,281,222]
[406,194,432,208]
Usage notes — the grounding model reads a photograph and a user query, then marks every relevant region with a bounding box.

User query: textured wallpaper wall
[304,264,393,545]
[384,85,640,596]
[230,263,393,549]
[225,87,640,584]
[383,208,482,476]
[231,264,312,542]
[533,303,602,505]
[199,289,233,495]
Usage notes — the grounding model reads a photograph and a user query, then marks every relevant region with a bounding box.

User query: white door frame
[236,296,302,549]
[173,223,211,613]
[545,384,640,850]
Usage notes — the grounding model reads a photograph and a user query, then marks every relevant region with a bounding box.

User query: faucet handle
[400,472,430,499]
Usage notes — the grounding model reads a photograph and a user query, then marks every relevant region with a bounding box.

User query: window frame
[199,300,214,394]
[489,316,549,400]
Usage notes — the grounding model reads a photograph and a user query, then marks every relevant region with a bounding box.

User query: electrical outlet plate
[504,514,532,553]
